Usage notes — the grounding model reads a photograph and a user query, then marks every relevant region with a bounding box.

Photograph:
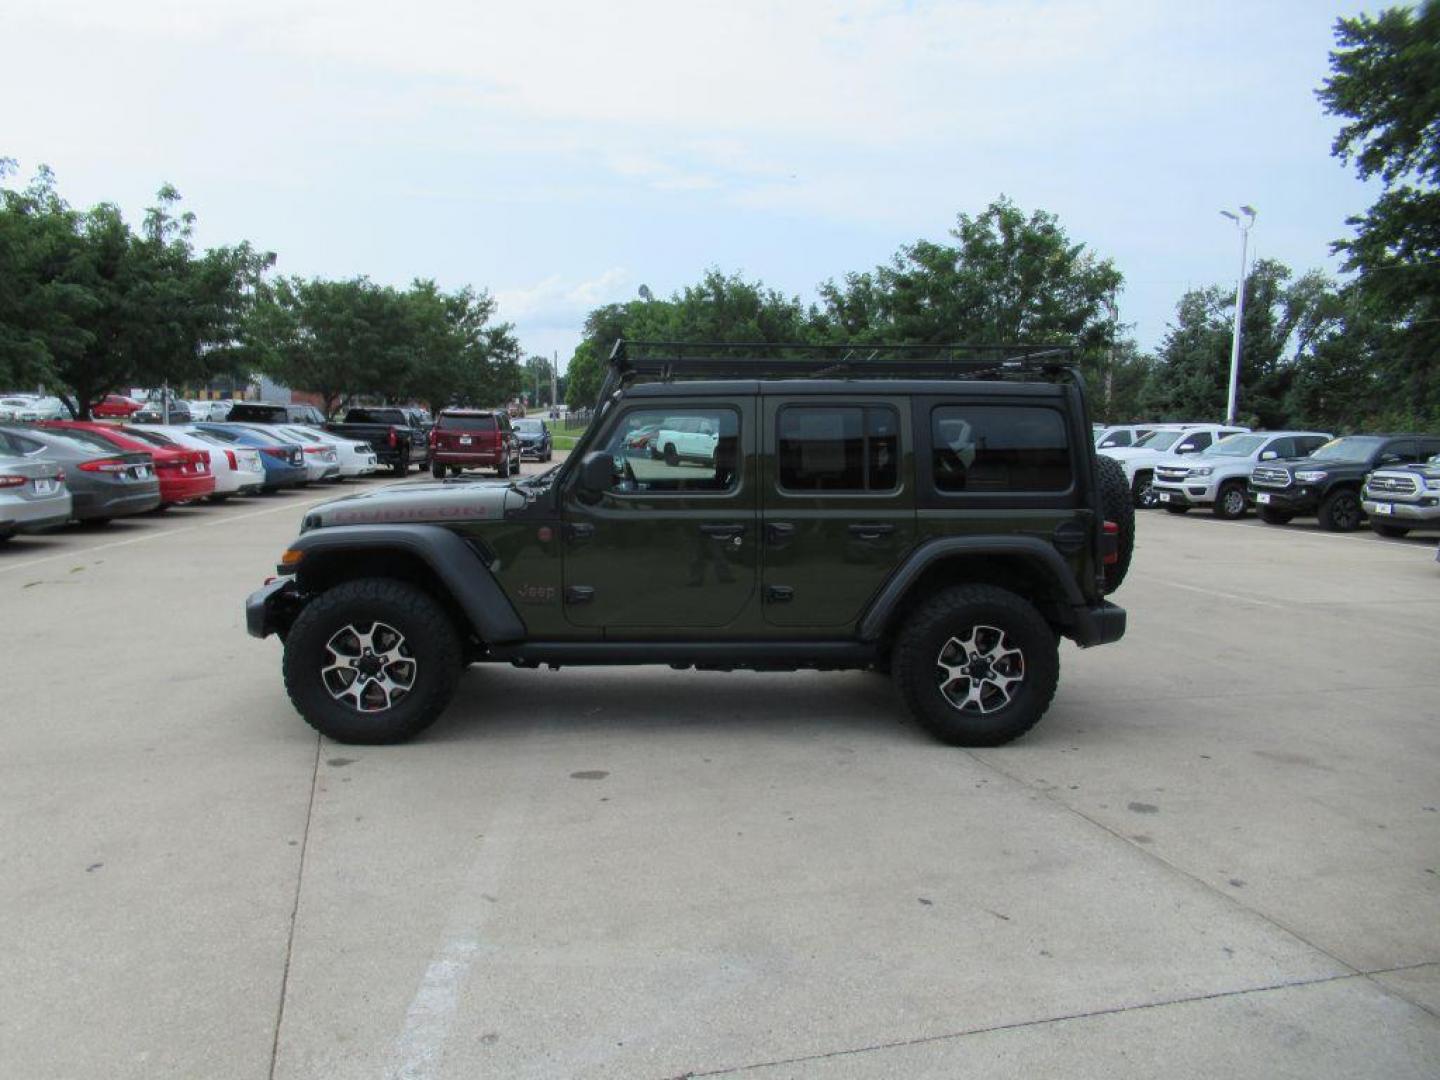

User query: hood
[302,477,526,530]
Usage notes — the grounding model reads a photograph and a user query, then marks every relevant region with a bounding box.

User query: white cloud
[496,267,631,324]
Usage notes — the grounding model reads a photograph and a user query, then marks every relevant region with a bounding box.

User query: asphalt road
[2,471,1437,1079]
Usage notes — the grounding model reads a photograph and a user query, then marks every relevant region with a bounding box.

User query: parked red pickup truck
[429,410,522,478]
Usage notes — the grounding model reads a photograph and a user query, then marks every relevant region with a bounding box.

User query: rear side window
[439,413,498,432]
[777,406,899,492]
[931,406,1071,492]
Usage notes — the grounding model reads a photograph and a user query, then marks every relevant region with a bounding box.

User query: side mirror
[1177,442,1197,454]
[1099,439,1119,449]
[578,451,615,496]
[1260,450,1277,460]
[1379,453,1402,465]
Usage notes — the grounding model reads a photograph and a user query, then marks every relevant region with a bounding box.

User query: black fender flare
[288,524,525,643]
[858,536,1086,642]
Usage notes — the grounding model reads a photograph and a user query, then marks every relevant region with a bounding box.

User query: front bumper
[246,578,305,639]
[1248,487,1318,514]
[1151,480,1217,508]
[1068,601,1126,648]
[1362,498,1440,525]
[518,441,549,459]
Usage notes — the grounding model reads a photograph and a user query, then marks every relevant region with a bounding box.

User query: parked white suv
[1095,424,1158,451]
[1151,431,1331,518]
[654,416,720,465]
[1101,424,1249,508]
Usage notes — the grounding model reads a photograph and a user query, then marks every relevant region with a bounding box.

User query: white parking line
[1159,511,1436,552]
[1132,574,1289,610]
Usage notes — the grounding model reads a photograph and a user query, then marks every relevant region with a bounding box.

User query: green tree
[816,197,1123,372]
[1140,260,1342,428]
[1318,2,1440,419]
[399,281,520,414]
[0,166,271,416]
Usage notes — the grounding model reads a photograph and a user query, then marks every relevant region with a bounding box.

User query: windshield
[1310,436,1385,463]
[344,408,403,424]
[1203,434,1264,457]
[1133,430,1183,451]
[512,419,544,433]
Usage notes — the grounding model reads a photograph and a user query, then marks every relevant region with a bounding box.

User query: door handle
[564,586,595,605]
[699,523,746,541]
[565,522,595,541]
[848,523,896,541]
[765,522,796,544]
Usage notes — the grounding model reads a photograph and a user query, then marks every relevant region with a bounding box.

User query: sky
[1,0,1383,375]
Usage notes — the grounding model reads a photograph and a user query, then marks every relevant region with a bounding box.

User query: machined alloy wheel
[1214,482,1247,520]
[935,625,1026,714]
[892,584,1059,747]
[321,620,417,713]
[1133,471,1158,509]
[283,578,463,744]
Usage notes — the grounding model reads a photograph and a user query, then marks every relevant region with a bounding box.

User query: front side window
[777,406,898,492]
[604,408,739,493]
[931,406,1071,492]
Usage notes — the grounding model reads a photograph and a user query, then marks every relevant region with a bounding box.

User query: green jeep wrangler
[246,341,1132,747]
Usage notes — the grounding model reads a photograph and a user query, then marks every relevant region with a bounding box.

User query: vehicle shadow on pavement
[427,667,928,746]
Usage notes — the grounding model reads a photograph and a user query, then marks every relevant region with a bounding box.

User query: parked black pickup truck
[325,407,432,475]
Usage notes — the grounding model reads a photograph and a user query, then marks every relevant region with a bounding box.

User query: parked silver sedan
[0,447,71,541]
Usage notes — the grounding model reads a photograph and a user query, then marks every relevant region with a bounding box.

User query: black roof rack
[606,339,1079,383]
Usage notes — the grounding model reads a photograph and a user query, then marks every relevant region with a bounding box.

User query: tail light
[78,457,134,473]
[305,445,325,454]
[225,450,238,470]
[262,446,288,459]
[0,476,24,488]
[387,426,398,447]
[428,429,437,449]
[1102,520,1120,565]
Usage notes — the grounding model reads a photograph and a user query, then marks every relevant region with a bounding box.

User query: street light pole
[1219,205,1256,426]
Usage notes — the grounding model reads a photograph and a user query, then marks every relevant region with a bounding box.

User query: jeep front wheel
[282,579,463,744]
[892,585,1059,747]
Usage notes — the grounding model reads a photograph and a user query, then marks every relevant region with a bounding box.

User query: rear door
[760,396,914,628]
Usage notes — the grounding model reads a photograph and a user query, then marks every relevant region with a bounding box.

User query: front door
[561,399,758,631]
[760,398,915,628]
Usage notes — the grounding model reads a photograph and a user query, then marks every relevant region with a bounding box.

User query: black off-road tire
[892,585,1060,747]
[1371,522,1410,538]
[1318,488,1363,532]
[282,578,464,744]
[1095,455,1135,595]
[1258,506,1293,525]
[1213,481,1248,520]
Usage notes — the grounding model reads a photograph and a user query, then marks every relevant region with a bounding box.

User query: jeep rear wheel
[282,578,463,744]
[1095,455,1135,594]
[892,585,1059,747]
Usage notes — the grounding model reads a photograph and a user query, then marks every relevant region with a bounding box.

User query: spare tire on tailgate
[1096,455,1135,594]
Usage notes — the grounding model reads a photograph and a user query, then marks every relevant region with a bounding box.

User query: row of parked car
[0,418,383,542]
[1095,422,1440,538]
[0,402,565,542]
[0,392,241,424]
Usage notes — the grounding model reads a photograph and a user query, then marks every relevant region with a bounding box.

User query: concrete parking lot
[2,475,1437,1079]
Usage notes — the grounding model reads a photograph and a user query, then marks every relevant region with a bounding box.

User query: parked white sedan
[126,424,265,498]
[276,425,379,479]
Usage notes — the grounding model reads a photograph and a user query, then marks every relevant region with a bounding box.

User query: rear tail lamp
[78,458,136,473]
[1101,520,1120,566]
[387,426,399,448]
[0,475,25,488]
[225,450,238,470]
[262,446,288,459]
